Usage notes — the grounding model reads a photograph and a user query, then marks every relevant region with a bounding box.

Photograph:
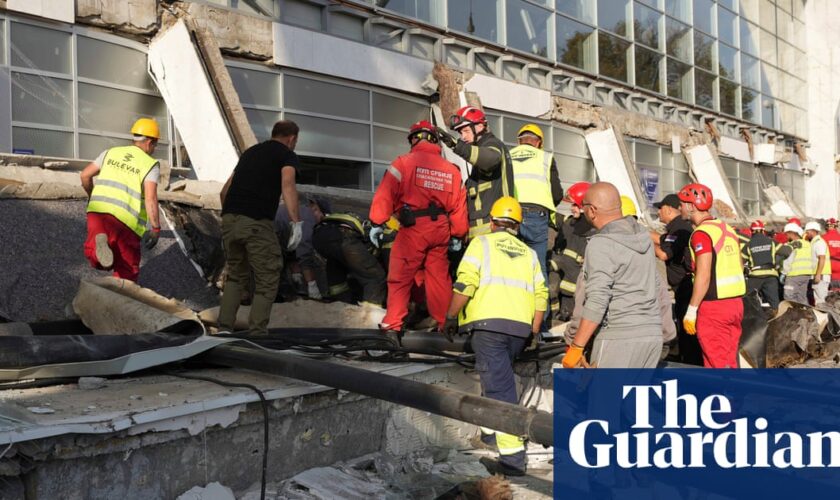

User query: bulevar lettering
[415,167,453,192]
[106,158,141,175]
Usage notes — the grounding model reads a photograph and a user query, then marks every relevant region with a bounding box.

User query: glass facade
[627,138,691,215]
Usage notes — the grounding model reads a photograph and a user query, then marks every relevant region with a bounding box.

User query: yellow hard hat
[517,123,544,144]
[620,195,637,217]
[130,118,160,140]
[489,196,523,224]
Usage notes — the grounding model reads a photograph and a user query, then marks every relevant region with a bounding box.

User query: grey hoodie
[581,216,662,339]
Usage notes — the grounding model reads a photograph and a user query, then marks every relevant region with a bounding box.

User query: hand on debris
[448,238,463,253]
[683,304,698,335]
[369,226,384,248]
[436,127,457,149]
[142,228,160,250]
[287,221,303,251]
[442,316,459,343]
[562,344,586,369]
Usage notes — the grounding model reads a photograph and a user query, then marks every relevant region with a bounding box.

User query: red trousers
[697,297,744,368]
[84,212,141,281]
[381,220,451,331]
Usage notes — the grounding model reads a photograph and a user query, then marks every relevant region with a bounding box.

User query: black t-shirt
[660,217,693,287]
[222,140,299,220]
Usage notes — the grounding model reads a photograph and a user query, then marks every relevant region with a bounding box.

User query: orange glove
[563,345,585,369]
[683,304,698,335]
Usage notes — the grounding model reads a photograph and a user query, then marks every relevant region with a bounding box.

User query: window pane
[693,0,714,35]
[556,14,596,71]
[635,45,663,92]
[284,75,369,120]
[10,23,71,74]
[742,88,760,122]
[718,43,737,81]
[777,40,794,72]
[720,78,738,116]
[718,7,737,46]
[245,109,283,142]
[282,0,323,30]
[695,69,715,109]
[373,126,409,162]
[78,83,168,138]
[760,0,776,34]
[760,29,777,65]
[79,133,168,161]
[374,0,443,25]
[448,0,500,43]
[0,21,7,66]
[635,142,660,165]
[297,157,371,190]
[598,32,630,82]
[741,53,760,89]
[553,127,589,157]
[665,17,692,63]
[762,97,776,128]
[77,37,155,91]
[507,0,551,58]
[373,93,427,128]
[557,155,596,184]
[286,113,370,158]
[12,127,73,157]
[228,67,281,108]
[556,0,595,24]
[694,31,714,71]
[11,73,73,126]
[634,2,662,50]
[666,57,692,101]
[598,0,629,37]
[329,13,365,41]
[761,63,778,97]
[740,20,759,56]
[665,0,691,23]
[776,7,792,41]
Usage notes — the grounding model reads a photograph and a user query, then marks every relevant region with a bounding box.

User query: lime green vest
[786,239,814,277]
[812,235,832,275]
[86,145,157,237]
[510,144,554,212]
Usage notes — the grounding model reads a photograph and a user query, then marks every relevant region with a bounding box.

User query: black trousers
[673,279,702,366]
[312,224,386,306]
[747,275,780,310]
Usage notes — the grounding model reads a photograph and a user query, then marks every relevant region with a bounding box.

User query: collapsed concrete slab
[198,301,386,331]
[684,144,745,224]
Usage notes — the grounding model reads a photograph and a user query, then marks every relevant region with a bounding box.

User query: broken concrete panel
[584,127,646,218]
[73,278,202,335]
[198,301,386,330]
[176,482,235,500]
[463,73,552,118]
[719,136,753,163]
[159,202,225,284]
[161,180,224,210]
[753,143,777,164]
[149,19,240,183]
[182,2,272,60]
[8,0,74,23]
[432,62,463,121]
[0,154,87,170]
[763,185,802,219]
[684,144,745,223]
[75,0,158,35]
[0,165,86,199]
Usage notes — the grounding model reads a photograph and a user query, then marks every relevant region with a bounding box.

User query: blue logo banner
[553,369,840,499]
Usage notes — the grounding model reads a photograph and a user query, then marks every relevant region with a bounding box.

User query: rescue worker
[370,121,468,336]
[275,196,328,299]
[311,211,386,306]
[804,221,831,305]
[678,183,746,368]
[218,120,302,335]
[436,106,514,239]
[744,220,781,313]
[781,222,812,304]
[442,197,547,477]
[823,218,840,289]
[509,123,563,285]
[551,181,593,321]
[80,118,162,282]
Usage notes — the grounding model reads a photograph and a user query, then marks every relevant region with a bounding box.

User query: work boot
[479,457,526,477]
[94,233,113,270]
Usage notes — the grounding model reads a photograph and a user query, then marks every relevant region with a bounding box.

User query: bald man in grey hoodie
[563,182,662,369]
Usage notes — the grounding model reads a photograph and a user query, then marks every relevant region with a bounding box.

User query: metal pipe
[263,327,469,352]
[202,344,554,446]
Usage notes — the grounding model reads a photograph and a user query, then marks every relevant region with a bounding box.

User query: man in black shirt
[218,120,302,335]
[651,193,700,365]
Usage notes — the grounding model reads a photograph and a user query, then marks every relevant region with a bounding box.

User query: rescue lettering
[415,167,453,192]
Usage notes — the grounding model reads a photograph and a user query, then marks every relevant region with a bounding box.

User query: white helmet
[784,223,803,236]
[804,221,822,233]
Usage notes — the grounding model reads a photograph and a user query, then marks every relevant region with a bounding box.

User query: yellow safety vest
[690,219,746,300]
[86,145,158,237]
[322,213,364,235]
[787,239,815,277]
[812,235,832,275]
[453,230,548,337]
[510,144,554,211]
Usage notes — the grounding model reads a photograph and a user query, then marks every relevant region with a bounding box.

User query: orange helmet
[449,106,487,131]
[750,220,765,232]
[563,182,591,208]
[678,183,714,211]
[407,120,438,144]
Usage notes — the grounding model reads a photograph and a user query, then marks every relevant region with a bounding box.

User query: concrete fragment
[684,144,745,224]
[199,301,386,330]
[26,407,55,415]
[182,2,273,60]
[0,166,86,200]
[76,0,158,35]
[176,482,235,500]
[433,62,463,121]
[77,377,107,390]
[289,467,383,499]
[584,127,647,221]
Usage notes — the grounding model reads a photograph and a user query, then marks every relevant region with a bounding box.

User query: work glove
[435,127,457,149]
[683,304,698,335]
[142,228,160,250]
[562,344,585,369]
[442,316,459,343]
[369,225,385,248]
[779,273,786,285]
[287,221,303,251]
[448,238,463,253]
[307,280,322,300]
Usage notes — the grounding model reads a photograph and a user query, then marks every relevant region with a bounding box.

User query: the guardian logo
[568,379,840,469]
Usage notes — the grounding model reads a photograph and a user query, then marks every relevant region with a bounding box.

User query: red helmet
[563,181,591,208]
[678,183,714,211]
[449,106,486,131]
[787,217,802,226]
[750,220,765,232]
[407,120,438,144]
[828,218,838,227]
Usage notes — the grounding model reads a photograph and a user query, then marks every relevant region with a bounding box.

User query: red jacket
[370,141,468,238]
[823,229,840,280]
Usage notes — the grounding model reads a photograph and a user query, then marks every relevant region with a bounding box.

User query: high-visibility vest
[786,239,814,277]
[746,233,778,277]
[454,230,547,338]
[690,219,746,300]
[465,133,513,240]
[320,213,365,235]
[811,235,832,275]
[86,145,158,237]
[510,144,554,212]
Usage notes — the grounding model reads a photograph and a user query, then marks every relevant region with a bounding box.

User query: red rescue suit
[370,141,468,331]
[823,228,840,282]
